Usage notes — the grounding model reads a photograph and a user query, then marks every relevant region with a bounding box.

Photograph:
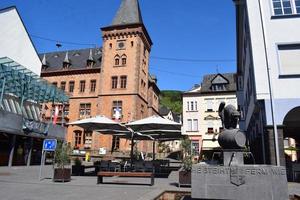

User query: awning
[0,57,68,103]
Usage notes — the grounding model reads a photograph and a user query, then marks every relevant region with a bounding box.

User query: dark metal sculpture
[218,102,246,149]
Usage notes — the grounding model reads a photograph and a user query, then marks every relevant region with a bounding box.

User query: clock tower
[98,0,158,151]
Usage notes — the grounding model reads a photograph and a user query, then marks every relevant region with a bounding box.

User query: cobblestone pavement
[1,166,300,200]
[0,166,189,200]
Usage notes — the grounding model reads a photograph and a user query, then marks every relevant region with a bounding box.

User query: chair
[109,162,121,172]
[100,160,110,171]
[144,161,153,172]
[134,161,145,172]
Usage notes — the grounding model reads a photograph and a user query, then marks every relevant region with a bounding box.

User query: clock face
[118,42,125,49]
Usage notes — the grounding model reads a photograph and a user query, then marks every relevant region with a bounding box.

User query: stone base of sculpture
[191,164,288,200]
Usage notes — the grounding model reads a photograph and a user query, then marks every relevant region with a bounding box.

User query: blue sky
[0,0,237,91]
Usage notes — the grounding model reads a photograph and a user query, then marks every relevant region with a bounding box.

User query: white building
[0,6,41,75]
[0,6,68,167]
[234,0,300,167]
[182,73,237,159]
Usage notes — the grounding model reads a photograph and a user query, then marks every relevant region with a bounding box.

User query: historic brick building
[40,0,160,155]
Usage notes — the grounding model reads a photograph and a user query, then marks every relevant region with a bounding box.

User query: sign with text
[42,139,57,151]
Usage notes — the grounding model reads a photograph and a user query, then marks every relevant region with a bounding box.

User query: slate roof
[159,106,170,116]
[200,73,237,93]
[112,0,143,26]
[39,47,102,72]
[159,106,181,123]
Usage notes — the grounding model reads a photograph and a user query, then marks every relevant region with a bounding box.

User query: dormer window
[87,49,95,68]
[87,60,95,68]
[212,84,226,91]
[63,62,71,69]
[63,52,71,69]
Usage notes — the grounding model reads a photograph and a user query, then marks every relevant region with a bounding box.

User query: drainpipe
[257,0,280,166]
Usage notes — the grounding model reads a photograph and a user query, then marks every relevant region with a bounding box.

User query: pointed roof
[112,0,143,26]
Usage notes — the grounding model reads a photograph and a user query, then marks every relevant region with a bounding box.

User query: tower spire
[112,0,143,26]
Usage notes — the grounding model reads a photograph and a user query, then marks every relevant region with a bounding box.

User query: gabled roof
[201,73,236,93]
[112,0,143,26]
[39,47,102,72]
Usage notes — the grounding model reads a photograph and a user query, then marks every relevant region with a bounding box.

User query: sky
[0,0,237,91]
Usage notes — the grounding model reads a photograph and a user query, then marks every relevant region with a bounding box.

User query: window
[120,76,127,88]
[195,101,198,111]
[60,81,66,91]
[69,81,74,93]
[112,136,120,150]
[187,119,192,131]
[79,103,91,118]
[191,141,200,156]
[207,127,214,134]
[80,81,85,93]
[84,131,93,149]
[90,80,96,92]
[212,84,225,91]
[187,102,189,111]
[115,58,120,65]
[272,0,300,15]
[278,44,300,75]
[193,119,198,131]
[122,57,127,65]
[64,104,69,117]
[206,99,213,112]
[114,55,120,66]
[75,131,82,147]
[52,82,57,87]
[191,102,194,111]
[141,104,145,117]
[112,76,118,89]
[112,101,122,120]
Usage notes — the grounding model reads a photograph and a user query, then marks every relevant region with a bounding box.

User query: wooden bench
[97,171,154,186]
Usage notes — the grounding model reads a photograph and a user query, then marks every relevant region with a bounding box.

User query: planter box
[72,165,85,176]
[179,171,191,187]
[53,168,71,182]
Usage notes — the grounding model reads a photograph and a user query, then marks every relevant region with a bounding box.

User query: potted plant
[72,157,84,176]
[179,137,192,187]
[53,141,71,182]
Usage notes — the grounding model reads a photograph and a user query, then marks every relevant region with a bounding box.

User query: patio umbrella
[68,115,129,134]
[126,115,183,160]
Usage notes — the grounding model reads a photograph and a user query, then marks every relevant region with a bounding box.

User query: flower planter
[72,165,85,176]
[178,170,191,187]
[53,168,71,182]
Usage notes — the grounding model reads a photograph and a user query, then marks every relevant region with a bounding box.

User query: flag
[53,106,59,124]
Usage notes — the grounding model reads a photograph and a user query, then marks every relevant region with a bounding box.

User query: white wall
[247,0,300,100]
[0,7,41,76]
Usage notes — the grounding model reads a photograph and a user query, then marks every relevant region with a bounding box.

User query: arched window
[121,54,127,65]
[114,55,120,66]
